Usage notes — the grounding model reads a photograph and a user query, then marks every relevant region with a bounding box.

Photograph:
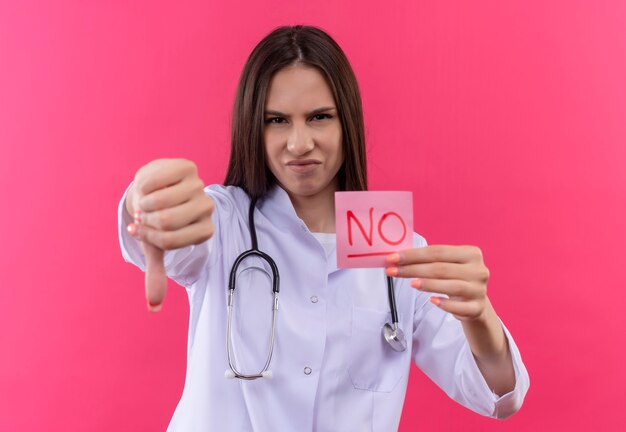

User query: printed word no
[347,208,407,247]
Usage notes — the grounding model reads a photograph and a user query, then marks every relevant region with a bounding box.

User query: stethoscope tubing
[226,196,406,380]
[386,276,399,325]
[226,198,281,379]
[226,290,278,380]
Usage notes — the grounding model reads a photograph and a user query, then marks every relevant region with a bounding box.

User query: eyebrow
[264,106,337,117]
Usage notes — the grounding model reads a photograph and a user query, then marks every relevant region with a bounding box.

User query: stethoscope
[225,198,406,381]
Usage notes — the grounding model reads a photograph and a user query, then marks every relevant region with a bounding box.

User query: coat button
[303,367,312,375]
[310,295,318,303]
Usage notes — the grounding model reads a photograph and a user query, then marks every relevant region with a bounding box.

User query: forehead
[265,65,336,110]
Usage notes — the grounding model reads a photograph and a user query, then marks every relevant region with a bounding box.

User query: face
[263,65,343,203]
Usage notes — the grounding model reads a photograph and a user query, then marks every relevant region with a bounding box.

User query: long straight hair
[224,25,367,199]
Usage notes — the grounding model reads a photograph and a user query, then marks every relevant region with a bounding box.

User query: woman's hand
[386,245,516,394]
[125,159,215,312]
[385,245,490,321]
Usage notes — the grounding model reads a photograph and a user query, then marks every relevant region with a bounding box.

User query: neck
[287,186,337,234]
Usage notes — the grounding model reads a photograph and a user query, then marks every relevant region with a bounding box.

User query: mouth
[285,159,321,173]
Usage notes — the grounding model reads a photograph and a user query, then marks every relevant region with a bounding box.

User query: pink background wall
[1,1,625,430]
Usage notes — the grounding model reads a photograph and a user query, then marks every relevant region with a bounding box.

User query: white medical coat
[118,184,530,431]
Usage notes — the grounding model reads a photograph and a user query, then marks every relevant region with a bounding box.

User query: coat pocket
[347,306,409,393]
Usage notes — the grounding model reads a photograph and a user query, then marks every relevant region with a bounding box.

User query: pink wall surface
[1,1,625,430]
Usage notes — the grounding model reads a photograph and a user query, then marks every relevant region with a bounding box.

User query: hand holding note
[335,191,491,321]
[385,244,491,322]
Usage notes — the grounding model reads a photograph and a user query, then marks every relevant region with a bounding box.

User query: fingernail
[127,223,137,235]
[385,267,398,277]
[147,301,162,313]
[134,210,142,224]
[386,253,400,265]
[411,278,422,289]
[429,297,441,306]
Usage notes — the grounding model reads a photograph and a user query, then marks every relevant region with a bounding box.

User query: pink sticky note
[335,191,413,268]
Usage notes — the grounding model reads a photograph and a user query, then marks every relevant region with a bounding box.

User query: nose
[286,123,314,156]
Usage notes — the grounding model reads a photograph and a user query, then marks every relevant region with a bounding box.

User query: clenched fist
[125,159,215,312]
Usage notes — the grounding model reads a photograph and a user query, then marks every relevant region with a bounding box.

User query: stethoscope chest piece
[383,275,407,352]
[383,322,407,352]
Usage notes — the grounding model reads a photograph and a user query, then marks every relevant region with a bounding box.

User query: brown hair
[224,25,367,199]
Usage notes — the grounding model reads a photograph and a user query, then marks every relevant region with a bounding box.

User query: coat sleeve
[117,182,221,288]
[410,236,530,419]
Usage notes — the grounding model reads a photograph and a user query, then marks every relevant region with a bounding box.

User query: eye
[311,113,333,121]
[265,117,286,124]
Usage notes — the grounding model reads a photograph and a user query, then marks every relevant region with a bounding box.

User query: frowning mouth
[285,159,321,173]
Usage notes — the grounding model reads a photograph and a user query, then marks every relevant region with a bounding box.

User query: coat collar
[258,184,299,230]
[257,185,341,274]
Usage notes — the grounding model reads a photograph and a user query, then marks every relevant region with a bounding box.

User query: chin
[283,182,323,199]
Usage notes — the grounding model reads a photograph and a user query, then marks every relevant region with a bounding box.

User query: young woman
[119,25,529,431]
